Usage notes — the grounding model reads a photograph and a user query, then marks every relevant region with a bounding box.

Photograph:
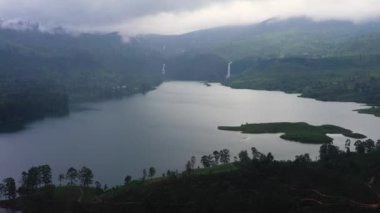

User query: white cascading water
[226,61,232,79]
[162,63,166,75]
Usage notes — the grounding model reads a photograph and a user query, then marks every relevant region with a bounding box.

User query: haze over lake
[0,81,379,185]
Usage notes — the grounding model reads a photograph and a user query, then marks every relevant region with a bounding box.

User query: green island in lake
[218,122,366,144]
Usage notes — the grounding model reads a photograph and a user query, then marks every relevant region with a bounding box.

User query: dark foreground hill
[2,141,380,213]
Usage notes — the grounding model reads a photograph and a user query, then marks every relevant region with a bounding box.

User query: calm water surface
[0,81,379,185]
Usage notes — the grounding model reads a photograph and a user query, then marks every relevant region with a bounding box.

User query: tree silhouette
[79,166,94,187]
[58,174,65,186]
[266,152,274,162]
[364,139,375,153]
[124,175,132,185]
[295,153,311,164]
[220,149,230,164]
[19,166,42,193]
[376,140,380,150]
[190,156,196,168]
[2,177,16,200]
[66,167,78,185]
[319,144,340,161]
[251,147,264,160]
[213,151,220,165]
[201,155,213,168]
[149,167,156,179]
[142,169,147,181]
[238,150,250,163]
[95,181,102,191]
[39,165,52,186]
[185,161,192,175]
[0,183,4,199]
[354,140,365,154]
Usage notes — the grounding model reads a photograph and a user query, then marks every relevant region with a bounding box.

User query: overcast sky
[0,0,379,36]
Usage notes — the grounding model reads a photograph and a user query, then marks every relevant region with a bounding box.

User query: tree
[213,151,220,165]
[345,139,351,153]
[266,152,274,162]
[251,147,264,160]
[2,177,16,200]
[220,149,230,164]
[78,166,94,187]
[201,155,213,168]
[364,139,375,153]
[190,156,196,168]
[39,165,52,186]
[319,144,340,161]
[238,150,250,163]
[66,167,78,185]
[185,161,192,175]
[376,140,380,150]
[20,166,41,193]
[58,174,65,186]
[124,175,132,185]
[142,169,147,181]
[148,167,156,179]
[29,166,42,188]
[354,139,375,154]
[95,181,102,191]
[0,183,4,199]
[345,139,351,149]
[354,140,365,154]
[295,153,311,163]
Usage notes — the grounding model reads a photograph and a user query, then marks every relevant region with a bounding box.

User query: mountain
[0,28,165,100]
[135,17,380,107]
[138,17,380,60]
[0,28,165,131]
[1,17,380,130]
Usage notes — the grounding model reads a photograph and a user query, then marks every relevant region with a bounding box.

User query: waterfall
[226,62,232,79]
[162,64,166,75]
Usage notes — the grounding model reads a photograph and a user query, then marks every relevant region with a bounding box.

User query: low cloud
[0,0,379,36]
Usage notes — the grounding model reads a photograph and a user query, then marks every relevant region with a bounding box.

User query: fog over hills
[138,17,380,60]
[1,17,380,90]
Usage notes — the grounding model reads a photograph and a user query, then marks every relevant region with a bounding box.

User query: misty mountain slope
[0,28,167,131]
[0,28,166,100]
[138,17,380,60]
[0,27,228,89]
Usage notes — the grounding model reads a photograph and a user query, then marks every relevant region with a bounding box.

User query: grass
[101,163,240,200]
[218,122,366,144]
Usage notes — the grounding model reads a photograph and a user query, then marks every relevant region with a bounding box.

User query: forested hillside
[0,28,164,131]
[228,55,380,106]
[139,17,380,60]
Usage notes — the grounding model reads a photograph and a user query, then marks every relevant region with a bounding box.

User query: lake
[0,81,379,186]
